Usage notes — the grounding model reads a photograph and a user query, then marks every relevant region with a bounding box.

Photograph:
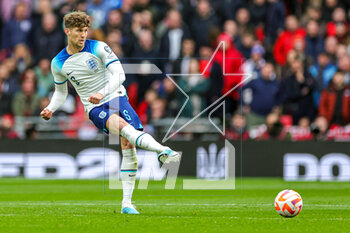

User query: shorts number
[123,110,131,121]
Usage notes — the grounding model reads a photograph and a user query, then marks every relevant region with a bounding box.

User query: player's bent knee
[106,113,129,134]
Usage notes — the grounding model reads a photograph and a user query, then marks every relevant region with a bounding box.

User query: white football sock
[121,148,138,206]
[120,125,167,153]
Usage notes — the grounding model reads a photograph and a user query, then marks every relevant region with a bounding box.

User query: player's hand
[40,108,53,121]
[88,93,104,104]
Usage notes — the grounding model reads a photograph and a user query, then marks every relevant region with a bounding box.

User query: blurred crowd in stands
[1,0,350,141]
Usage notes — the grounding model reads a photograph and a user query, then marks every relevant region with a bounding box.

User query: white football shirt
[51,39,126,113]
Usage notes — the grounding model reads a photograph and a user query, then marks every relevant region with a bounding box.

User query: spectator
[325,36,338,63]
[242,63,281,127]
[198,46,213,78]
[106,29,123,48]
[301,5,323,29]
[33,12,65,62]
[178,59,209,117]
[0,79,12,116]
[290,34,306,64]
[76,0,88,12]
[322,0,339,23]
[273,15,306,66]
[161,77,179,117]
[2,2,33,50]
[101,9,123,36]
[172,39,196,74]
[11,69,40,116]
[119,0,135,33]
[160,9,190,66]
[281,59,316,124]
[2,58,20,84]
[198,46,223,107]
[225,112,250,140]
[132,29,162,103]
[109,40,124,58]
[325,7,348,42]
[319,72,350,125]
[305,20,325,65]
[34,58,54,97]
[140,9,155,31]
[0,114,19,139]
[309,52,337,107]
[214,33,244,113]
[0,0,32,23]
[286,116,314,141]
[32,0,53,25]
[235,8,253,35]
[236,31,255,59]
[0,64,19,98]
[257,111,285,140]
[223,20,241,48]
[249,0,267,27]
[12,43,32,74]
[137,89,158,125]
[242,44,266,81]
[310,115,329,141]
[336,43,348,59]
[249,0,267,42]
[265,0,285,45]
[219,0,244,21]
[337,55,350,85]
[148,97,166,123]
[122,12,142,56]
[190,0,219,50]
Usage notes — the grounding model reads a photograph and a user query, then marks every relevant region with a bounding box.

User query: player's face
[67,27,88,48]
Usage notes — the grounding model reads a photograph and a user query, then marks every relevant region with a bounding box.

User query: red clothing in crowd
[273,28,306,66]
[199,59,212,79]
[214,33,243,100]
[225,129,250,140]
[326,21,348,42]
[318,85,350,124]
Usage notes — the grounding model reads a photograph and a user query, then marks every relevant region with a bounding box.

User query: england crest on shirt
[86,57,98,72]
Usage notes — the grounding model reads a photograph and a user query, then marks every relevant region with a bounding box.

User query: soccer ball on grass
[274,189,303,217]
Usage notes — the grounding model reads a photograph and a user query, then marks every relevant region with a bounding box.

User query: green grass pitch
[0,178,349,233]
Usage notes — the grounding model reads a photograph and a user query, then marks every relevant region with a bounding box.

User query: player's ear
[64,28,70,36]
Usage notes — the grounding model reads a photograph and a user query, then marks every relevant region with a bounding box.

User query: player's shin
[120,148,138,206]
[120,125,167,153]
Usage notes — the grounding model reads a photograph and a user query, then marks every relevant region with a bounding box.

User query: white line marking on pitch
[0,202,350,208]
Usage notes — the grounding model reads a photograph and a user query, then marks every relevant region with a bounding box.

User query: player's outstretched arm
[40,82,68,120]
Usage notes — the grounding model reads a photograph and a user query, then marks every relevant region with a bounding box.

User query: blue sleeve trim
[106,59,119,68]
[120,170,137,172]
[54,79,68,85]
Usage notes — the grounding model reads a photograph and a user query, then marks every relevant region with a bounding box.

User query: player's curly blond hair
[63,11,91,29]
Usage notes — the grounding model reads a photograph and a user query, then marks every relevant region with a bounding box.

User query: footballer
[40,11,180,214]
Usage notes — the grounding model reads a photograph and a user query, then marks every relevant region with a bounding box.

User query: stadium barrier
[0,140,349,181]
